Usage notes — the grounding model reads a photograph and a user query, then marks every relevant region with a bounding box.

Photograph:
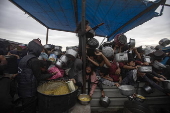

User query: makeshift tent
[9,0,166,41]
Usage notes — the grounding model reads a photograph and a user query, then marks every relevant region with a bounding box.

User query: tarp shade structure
[10,0,166,41]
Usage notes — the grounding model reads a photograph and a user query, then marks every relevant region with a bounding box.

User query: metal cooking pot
[144,47,155,55]
[159,38,170,47]
[129,38,135,48]
[153,50,165,60]
[99,96,111,108]
[115,52,128,62]
[102,46,114,58]
[66,49,77,58]
[60,55,68,64]
[143,56,151,63]
[142,85,154,94]
[114,34,127,46]
[102,41,114,47]
[37,80,78,113]
[53,50,61,56]
[162,80,170,90]
[66,46,78,51]
[44,44,51,49]
[118,85,135,96]
[55,59,64,68]
[86,29,95,38]
[138,66,152,73]
[87,38,99,48]
[152,60,166,70]
[54,46,62,50]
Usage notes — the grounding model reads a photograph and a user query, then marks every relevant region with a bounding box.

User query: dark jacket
[17,54,37,98]
[17,54,53,98]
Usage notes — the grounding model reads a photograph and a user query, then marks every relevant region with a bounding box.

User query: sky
[0,0,170,51]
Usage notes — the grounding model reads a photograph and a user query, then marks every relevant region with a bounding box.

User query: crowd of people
[0,21,170,113]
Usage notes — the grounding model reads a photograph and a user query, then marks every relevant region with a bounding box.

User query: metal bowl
[135,94,146,103]
[78,94,91,105]
[118,85,135,96]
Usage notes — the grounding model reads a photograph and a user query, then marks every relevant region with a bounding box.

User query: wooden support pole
[46,28,49,44]
[81,0,86,93]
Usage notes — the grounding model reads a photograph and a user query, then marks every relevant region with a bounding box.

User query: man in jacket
[17,39,54,113]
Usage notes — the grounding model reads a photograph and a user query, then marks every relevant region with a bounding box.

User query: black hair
[99,67,109,76]
[75,20,89,33]
[86,63,95,75]
[40,60,52,69]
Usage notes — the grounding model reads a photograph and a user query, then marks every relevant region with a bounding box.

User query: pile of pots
[56,49,77,68]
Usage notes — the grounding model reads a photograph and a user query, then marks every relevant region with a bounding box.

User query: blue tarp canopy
[9,0,166,41]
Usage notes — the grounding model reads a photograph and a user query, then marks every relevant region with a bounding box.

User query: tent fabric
[10,0,165,41]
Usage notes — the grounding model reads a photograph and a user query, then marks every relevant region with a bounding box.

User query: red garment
[109,61,124,82]
[135,60,142,65]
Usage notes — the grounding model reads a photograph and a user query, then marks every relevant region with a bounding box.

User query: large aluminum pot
[102,46,114,58]
[37,81,78,113]
[153,50,165,60]
[129,38,135,48]
[87,38,99,48]
[66,49,78,58]
[152,60,166,70]
[159,38,170,47]
[60,55,68,64]
[118,85,135,96]
[162,80,170,90]
[114,34,127,46]
[86,29,95,38]
[55,59,64,68]
[115,52,128,62]
[138,66,152,73]
[99,96,111,108]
